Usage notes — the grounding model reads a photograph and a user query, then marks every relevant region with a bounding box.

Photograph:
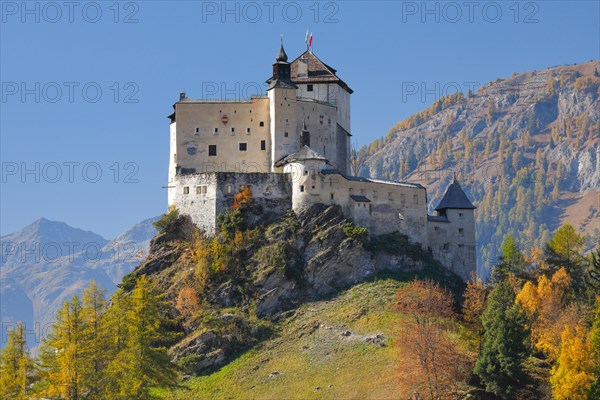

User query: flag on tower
[305,30,309,47]
[309,33,313,50]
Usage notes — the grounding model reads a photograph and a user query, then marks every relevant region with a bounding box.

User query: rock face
[126,205,462,373]
[360,61,600,277]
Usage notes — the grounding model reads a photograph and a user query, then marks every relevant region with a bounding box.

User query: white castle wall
[173,172,292,234]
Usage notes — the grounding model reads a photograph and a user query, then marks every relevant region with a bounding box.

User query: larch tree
[549,326,594,400]
[80,280,108,399]
[104,275,178,399]
[0,322,32,400]
[38,296,86,400]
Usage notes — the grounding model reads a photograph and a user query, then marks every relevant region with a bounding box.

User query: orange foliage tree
[394,280,474,400]
[175,286,201,325]
[232,186,253,210]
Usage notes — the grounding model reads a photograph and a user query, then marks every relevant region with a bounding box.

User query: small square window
[196,186,202,194]
[300,185,304,192]
[208,145,217,156]
[304,170,308,175]
[239,143,247,151]
[259,121,264,127]
[214,127,219,134]
[284,132,289,138]
[195,127,200,134]
[183,186,189,194]
[458,228,464,236]
[247,127,251,134]
[307,84,313,92]
[231,127,236,135]
[458,212,464,219]
[260,140,266,150]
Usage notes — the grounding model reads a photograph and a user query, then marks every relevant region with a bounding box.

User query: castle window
[458,212,464,219]
[239,143,247,152]
[226,184,233,194]
[259,121,264,127]
[443,243,450,251]
[458,228,464,237]
[208,145,217,156]
[183,186,189,194]
[300,185,304,192]
[330,193,334,200]
[304,170,308,175]
[434,226,439,231]
[214,127,219,134]
[284,132,288,137]
[195,127,200,134]
[307,84,313,92]
[196,186,207,195]
[260,140,266,150]
[231,127,236,134]
[247,128,251,134]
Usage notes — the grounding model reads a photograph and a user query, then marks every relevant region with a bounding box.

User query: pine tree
[0,323,31,399]
[104,275,178,399]
[491,235,527,282]
[475,281,531,398]
[546,223,586,294]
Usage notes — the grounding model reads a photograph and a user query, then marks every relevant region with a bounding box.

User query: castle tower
[267,42,298,172]
[430,176,477,280]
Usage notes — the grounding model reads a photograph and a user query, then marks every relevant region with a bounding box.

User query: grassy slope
[153,277,423,400]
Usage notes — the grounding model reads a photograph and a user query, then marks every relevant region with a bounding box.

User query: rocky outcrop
[127,204,462,373]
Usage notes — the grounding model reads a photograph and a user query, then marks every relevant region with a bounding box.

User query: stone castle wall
[173,172,291,234]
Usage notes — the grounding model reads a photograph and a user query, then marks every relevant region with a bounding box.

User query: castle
[166,43,477,281]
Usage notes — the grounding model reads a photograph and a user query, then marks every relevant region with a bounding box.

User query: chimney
[179,91,186,101]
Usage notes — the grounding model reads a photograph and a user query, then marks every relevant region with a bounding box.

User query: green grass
[151,278,410,400]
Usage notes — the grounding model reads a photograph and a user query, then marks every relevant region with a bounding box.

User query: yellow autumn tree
[550,326,594,400]
[516,267,577,359]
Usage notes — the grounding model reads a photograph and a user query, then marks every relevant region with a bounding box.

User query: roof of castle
[274,146,329,167]
[267,50,353,94]
[427,215,450,223]
[434,177,476,211]
[321,169,425,189]
[350,195,371,202]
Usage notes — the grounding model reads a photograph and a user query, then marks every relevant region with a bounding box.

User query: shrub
[342,223,368,242]
[153,206,179,233]
[218,209,245,238]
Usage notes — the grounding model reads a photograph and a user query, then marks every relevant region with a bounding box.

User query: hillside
[121,204,464,378]
[359,61,600,277]
[152,277,466,400]
[0,217,158,350]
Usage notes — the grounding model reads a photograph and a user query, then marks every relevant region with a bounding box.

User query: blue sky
[1,0,598,238]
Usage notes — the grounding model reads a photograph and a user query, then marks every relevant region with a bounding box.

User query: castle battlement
[167,43,477,281]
